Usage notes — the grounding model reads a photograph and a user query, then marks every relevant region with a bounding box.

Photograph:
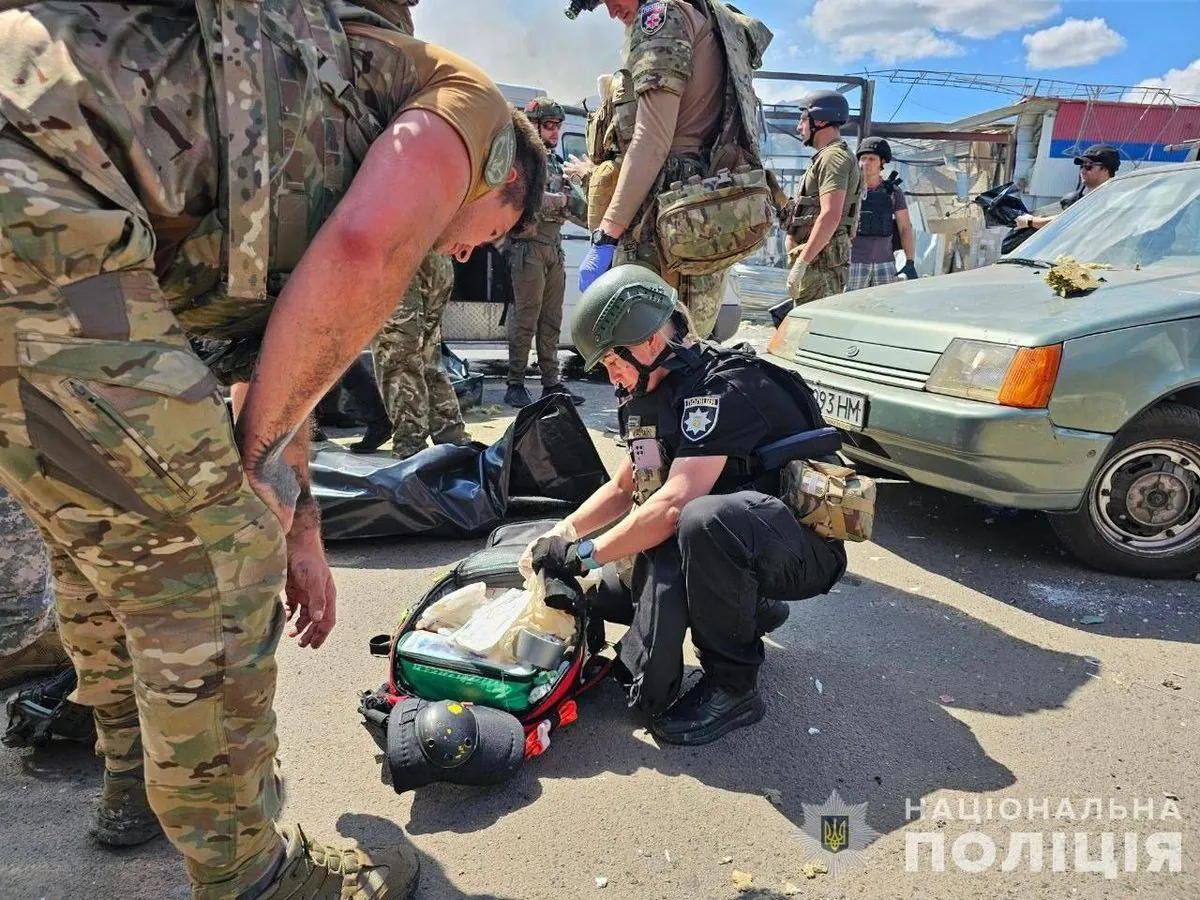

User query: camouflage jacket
[519,151,588,243]
[0,1,504,348]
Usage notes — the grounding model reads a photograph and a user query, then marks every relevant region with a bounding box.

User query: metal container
[514,629,567,670]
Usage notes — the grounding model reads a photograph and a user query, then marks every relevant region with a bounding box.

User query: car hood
[797,263,1200,353]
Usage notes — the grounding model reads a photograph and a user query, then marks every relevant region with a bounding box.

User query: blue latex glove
[900,260,919,280]
[579,243,616,292]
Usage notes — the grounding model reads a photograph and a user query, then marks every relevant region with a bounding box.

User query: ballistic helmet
[571,266,677,371]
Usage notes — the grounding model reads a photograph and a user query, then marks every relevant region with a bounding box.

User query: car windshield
[1012,167,1200,270]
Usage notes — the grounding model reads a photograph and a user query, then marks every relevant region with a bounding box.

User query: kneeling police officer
[529,265,847,744]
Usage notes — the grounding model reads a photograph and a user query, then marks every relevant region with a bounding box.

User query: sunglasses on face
[1079,163,1101,171]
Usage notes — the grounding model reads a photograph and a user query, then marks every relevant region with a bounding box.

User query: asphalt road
[2,356,1197,900]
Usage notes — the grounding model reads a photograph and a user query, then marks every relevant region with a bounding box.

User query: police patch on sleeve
[681,396,720,442]
[639,1,667,35]
[483,120,516,190]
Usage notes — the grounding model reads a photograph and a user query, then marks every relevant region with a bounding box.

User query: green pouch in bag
[395,630,553,714]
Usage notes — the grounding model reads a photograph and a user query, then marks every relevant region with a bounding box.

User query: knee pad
[385,698,525,794]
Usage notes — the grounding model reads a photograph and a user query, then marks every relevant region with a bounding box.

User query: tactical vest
[519,152,585,244]
[177,0,385,340]
[788,139,862,246]
[856,180,898,239]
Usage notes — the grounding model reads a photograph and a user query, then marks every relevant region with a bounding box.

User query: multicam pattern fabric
[781,459,876,542]
[790,233,852,305]
[627,0,694,96]
[373,252,466,459]
[655,167,775,276]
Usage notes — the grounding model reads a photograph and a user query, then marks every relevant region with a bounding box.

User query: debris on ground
[814,678,823,695]
[763,788,783,807]
[594,876,608,889]
[664,849,672,864]
[939,694,955,703]
[801,861,829,879]
[1163,680,1182,690]
[782,881,802,896]
[719,856,733,865]
[808,727,821,735]
[1079,615,1106,625]
[731,870,754,891]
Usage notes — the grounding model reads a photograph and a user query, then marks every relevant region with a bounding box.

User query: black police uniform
[595,344,847,714]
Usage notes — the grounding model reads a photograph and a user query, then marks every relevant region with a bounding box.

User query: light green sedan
[765,162,1200,578]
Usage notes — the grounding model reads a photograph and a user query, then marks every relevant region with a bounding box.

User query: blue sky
[415,1,1200,123]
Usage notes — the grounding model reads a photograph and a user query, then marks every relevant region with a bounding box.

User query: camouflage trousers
[0,132,286,898]
[791,232,852,305]
[373,252,466,459]
[616,235,726,340]
[616,153,726,340]
[507,239,566,387]
[0,484,53,655]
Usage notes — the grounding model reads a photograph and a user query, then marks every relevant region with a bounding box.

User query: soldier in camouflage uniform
[364,0,468,458]
[371,252,468,458]
[0,2,545,897]
[571,0,774,341]
[0,485,66,689]
[505,98,589,408]
[772,90,862,324]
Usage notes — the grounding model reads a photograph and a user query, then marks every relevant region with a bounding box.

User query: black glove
[530,536,586,582]
[900,261,919,280]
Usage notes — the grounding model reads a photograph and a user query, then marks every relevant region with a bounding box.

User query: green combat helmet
[525,97,566,123]
[572,266,677,370]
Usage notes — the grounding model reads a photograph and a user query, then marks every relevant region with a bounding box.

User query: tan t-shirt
[605,0,725,230]
[345,25,514,204]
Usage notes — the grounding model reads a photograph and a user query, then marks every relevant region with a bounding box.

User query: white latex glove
[786,250,808,300]
[518,520,578,581]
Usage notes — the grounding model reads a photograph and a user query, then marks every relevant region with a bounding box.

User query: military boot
[0,631,70,691]
[89,766,164,848]
[244,823,419,900]
[504,384,533,408]
[541,382,585,406]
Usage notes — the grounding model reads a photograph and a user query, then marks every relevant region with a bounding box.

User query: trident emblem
[821,815,849,853]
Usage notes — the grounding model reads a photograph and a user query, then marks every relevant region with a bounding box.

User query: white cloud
[807,0,1060,64]
[1022,18,1126,70]
[411,1,622,104]
[1127,58,1200,104]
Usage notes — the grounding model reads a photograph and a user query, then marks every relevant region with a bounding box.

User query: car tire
[1049,402,1200,578]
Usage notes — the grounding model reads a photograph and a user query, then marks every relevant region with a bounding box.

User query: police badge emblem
[639,1,667,35]
[680,395,719,442]
[484,121,516,189]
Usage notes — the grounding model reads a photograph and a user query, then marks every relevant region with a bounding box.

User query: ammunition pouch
[780,459,876,542]
[655,166,775,276]
[788,195,820,244]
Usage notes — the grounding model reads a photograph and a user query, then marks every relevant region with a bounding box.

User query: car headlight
[766,316,811,361]
[927,339,1062,408]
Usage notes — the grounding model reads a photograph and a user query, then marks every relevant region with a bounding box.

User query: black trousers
[591,491,847,714]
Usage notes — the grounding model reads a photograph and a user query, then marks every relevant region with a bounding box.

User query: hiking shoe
[250,823,419,900]
[650,676,764,746]
[541,382,584,406]
[0,631,70,690]
[90,767,164,848]
[504,384,533,408]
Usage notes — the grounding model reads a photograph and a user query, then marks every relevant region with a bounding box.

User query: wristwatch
[576,539,603,571]
[590,228,619,247]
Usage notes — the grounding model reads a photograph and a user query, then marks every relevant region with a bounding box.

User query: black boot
[504,383,533,408]
[542,382,585,406]
[349,418,391,454]
[756,597,790,635]
[649,675,763,746]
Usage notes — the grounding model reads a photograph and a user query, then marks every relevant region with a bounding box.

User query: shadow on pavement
[338,812,521,900]
[402,577,1092,842]
[869,480,1200,643]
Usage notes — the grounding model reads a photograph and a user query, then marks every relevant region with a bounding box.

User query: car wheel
[1049,402,1200,578]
